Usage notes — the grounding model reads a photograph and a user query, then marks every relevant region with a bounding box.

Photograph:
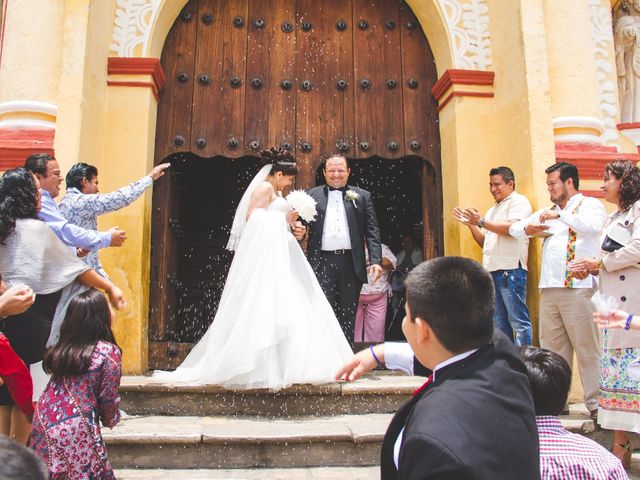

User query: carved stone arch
[113,0,491,73]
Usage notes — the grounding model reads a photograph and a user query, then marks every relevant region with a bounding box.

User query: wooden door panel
[191,0,249,157]
[149,166,180,343]
[400,4,438,167]
[155,2,198,160]
[295,0,354,187]
[353,0,404,159]
[245,0,297,156]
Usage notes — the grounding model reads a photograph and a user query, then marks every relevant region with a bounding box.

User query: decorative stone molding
[439,0,492,70]
[552,116,606,145]
[110,0,493,71]
[107,57,166,101]
[617,122,640,147]
[555,142,639,181]
[0,100,57,129]
[589,0,619,147]
[0,129,55,170]
[110,0,162,58]
[431,69,494,111]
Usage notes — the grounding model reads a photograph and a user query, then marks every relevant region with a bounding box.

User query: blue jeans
[491,268,532,346]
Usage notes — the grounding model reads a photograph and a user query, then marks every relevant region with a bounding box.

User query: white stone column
[0,0,65,129]
[544,0,605,144]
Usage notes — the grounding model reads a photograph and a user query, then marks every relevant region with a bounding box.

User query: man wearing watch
[453,166,533,345]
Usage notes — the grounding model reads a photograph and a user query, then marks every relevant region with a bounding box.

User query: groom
[297,155,382,347]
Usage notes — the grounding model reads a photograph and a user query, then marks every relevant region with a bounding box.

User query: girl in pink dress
[30,289,121,479]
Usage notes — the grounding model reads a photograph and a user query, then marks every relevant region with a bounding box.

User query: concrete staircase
[107,373,636,479]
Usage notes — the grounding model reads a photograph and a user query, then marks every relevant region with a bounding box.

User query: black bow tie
[327,186,347,192]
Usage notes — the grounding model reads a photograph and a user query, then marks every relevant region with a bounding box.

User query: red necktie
[412,373,434,397]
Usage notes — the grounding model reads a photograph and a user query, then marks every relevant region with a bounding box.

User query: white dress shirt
[321,189,352,250]
[509,193,607,289]
[482,191,532,272]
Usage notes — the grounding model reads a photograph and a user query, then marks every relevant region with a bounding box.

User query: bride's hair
[260,147,298,176]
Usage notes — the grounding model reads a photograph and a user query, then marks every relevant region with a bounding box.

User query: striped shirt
[537,416,627,480]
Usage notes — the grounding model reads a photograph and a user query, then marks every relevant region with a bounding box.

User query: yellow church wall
[97,84,158,374]
[54,1,114,175]
[0,0,64,105]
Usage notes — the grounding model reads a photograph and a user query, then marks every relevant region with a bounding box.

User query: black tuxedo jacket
[306,185,382,283]
[381,332,540,480]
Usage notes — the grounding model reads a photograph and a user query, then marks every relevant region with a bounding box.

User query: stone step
[106,404,613,470]
[115,466,379,479]
[105,413,390,469]
[119,373,422,417]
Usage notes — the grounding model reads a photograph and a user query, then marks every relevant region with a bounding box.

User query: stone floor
[116,467,379,479]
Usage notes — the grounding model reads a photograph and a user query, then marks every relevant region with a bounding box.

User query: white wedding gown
[154,196,354,389]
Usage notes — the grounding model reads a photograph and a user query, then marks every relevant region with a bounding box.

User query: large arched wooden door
[149,0,442,368]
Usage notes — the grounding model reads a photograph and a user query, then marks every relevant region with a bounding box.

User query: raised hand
[149,163,171,181]
[108,227,127,247]
[453,207,470,225]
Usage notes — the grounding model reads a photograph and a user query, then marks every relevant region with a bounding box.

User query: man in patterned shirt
[521,346,627,479]
[59,162,169,278]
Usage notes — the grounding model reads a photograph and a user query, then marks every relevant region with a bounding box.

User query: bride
[155,148,354,389]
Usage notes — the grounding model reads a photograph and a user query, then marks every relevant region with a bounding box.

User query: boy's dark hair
[545,162,579,190]
[44,289,119,378]
[0,435,48,480]
[520,346,571,416]
[405,257,494,353]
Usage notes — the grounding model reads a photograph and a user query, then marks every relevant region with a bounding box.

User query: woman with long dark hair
[30,289,121,479]
[0,167,125,444]
[572,160,640,468]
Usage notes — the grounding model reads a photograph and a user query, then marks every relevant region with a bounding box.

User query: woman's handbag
[601,235,625,253]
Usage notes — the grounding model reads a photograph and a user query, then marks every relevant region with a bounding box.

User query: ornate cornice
[431,69,495,111]
[107,57,166,101]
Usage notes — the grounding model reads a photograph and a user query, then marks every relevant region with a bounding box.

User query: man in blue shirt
[24,154,126,253]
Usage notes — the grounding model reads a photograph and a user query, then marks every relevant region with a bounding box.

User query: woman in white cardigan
[573,160,640,468]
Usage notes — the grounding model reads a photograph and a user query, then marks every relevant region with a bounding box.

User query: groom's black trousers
[316,251,362,348]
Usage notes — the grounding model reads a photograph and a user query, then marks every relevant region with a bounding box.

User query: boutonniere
[345,189,359,208]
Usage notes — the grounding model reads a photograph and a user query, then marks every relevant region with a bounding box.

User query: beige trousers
[539,288,600,412]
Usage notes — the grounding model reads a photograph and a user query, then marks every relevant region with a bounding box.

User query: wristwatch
[478,218,485,229]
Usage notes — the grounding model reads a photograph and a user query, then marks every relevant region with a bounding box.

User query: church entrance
[149,0,442,368]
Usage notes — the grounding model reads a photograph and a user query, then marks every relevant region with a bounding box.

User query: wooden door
[149,0,441,368]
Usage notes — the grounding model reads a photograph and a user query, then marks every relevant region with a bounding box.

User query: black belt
[322,249,351,255]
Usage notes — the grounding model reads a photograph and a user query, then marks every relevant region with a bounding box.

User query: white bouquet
[286,190,317,222]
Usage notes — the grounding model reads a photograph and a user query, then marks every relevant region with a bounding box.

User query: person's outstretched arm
[63,163,170,216]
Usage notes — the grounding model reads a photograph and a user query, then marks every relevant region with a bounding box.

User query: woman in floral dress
[30,289,121,479]
[573,160,640,468]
